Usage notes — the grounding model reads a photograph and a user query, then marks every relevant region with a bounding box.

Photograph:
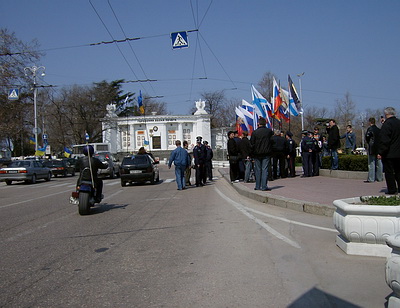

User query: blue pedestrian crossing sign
[8,88,19,100]
[171,31,189,49]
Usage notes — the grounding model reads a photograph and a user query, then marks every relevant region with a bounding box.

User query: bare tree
[189,90,229,128]
[140,96,167,116]
[334,91,356,128]
[0,28,43,156]
[258,71,276,102]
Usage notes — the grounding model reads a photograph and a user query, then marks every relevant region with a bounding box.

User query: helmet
[83,145,94,156]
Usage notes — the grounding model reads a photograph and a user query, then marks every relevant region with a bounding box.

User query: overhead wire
[198,31,237,90]
[89,0,141,83]
[107,0,156,96]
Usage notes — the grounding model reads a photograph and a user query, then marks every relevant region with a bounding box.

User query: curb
[218,168,335,217]
[319,169,367,180]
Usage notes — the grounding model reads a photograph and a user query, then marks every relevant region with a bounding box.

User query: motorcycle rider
[76,145,108,203]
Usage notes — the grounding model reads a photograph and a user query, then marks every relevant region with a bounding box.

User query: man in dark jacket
[227,131,240,183]
[271,129,287,179]
[300,130,315,177]
[327,119,340,170]
[250,117,273,191]
[365,117,383,183]
[203,140,213,182]
[76,145,107,203]
[378,107,400,194]
[285,131,297,177]
[193,136,206,187]
[239,130,252,182]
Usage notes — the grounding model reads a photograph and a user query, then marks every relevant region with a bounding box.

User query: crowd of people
[226,106,400,195]
[167,107,399,195]
[168,136,213,190]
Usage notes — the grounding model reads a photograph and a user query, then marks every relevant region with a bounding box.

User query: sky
[2,0,399,117]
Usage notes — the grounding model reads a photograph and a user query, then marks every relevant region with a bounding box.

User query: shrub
[321,154,368,171]
[360,196,400,206]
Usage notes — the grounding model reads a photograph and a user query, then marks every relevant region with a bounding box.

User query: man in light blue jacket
[168,140,191,190]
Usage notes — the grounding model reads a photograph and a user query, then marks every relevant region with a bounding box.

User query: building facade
[102,100,211,157]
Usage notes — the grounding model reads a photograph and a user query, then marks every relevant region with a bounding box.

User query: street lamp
[360,112,366,150]
[24,65,46,155]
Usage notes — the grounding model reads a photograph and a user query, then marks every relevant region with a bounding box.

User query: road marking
[105,181,120,186]
[214,187,301,249]
[49,183,72,188]
[0,189,72,209]
[244,207,337,233]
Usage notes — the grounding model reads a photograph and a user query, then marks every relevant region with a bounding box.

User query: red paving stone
[221,168,388,207]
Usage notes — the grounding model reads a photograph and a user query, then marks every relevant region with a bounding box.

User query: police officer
[203,140,213,182]
[193,136,206,186]
[300,130,315,177]
[285,131,297,177]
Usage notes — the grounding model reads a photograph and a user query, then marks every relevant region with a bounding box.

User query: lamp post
[24,66,45,155]
[360,112,366,150]
[297,72,305,131]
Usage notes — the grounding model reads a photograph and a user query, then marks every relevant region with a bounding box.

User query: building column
[178,123,183,143]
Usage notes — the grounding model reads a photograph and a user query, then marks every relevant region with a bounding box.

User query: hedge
[296,154,368,172]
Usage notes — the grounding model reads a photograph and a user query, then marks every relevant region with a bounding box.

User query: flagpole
[297,72,305,131]
[288,79,291,133]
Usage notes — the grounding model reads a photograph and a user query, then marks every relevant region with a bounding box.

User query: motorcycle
[69,167,101,215]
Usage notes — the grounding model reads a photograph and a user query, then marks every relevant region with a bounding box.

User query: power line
[89,0,142,83]
[107,0,156,95]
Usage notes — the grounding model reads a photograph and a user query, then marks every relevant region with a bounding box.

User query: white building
[102,100,211,156]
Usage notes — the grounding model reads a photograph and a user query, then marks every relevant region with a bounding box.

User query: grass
[360,195,400,206]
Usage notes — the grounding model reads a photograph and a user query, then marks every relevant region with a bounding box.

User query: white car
[0,160,52,185]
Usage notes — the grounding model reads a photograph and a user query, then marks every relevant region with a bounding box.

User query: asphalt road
[0,165,392,307]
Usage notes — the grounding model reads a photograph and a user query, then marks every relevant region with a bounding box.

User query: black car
[43,159,75,177]
[120,154,160,186]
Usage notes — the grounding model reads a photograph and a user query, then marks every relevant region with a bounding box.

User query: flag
[251,85,267,118]
[235,107,251,135]
[282,87,299,116]
[235,109,246,136]
[241,99,257,133]
[251,85,272,128]
[241,99,254,111]
[239,106,254,134]
[122,95,130,110]
[138,90,144,114]
[35,145,46,157]
[29,137,36,145]
[272,78,285,121]
[64,147,72,158]
[288,75,302,113]
[279,88,292,122]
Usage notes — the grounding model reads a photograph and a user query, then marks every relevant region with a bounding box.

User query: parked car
[43,159,75,177]
[94,152,120,178]
[64,157,79,172]
[120,154,160,186]
[0,160,52,185]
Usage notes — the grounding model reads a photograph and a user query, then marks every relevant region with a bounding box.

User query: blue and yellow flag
[29,137,36,145]
[35,145,46,157]
[64,147,72,158]
[138,90,144,114]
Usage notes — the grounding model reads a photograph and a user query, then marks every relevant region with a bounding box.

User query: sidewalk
[218,167,388,217]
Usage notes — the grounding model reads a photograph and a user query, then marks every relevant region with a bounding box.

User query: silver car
[0,160,52,185]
